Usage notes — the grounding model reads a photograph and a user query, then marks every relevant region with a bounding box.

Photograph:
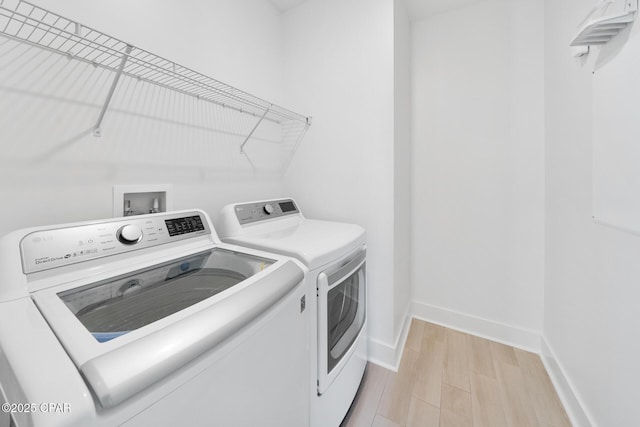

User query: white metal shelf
[571,0,638,47]
[0,0,310,149]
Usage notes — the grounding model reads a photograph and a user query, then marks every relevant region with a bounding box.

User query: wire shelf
[0,0,310,129]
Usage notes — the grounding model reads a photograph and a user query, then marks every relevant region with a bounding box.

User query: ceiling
[268,0,487,20]
[405,0,486,21]
[268,0,308,13]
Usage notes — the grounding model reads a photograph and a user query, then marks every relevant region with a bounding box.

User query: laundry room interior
[0,0,639,426]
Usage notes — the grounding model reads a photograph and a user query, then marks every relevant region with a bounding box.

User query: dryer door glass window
[326,263,366,373]
[58,249,274,342]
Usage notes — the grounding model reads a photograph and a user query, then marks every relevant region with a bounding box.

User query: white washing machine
[218,198,367,427]
[0,210,309,427]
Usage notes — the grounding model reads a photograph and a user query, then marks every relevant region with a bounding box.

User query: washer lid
[31,248,303,409]
[223,219,365,269]
[56,248,274,342]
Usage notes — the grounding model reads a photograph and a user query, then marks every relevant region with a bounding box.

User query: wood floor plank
[494,360,540,427]
[443,329,470,391]
[342,363,391,427]
[377,348,418,425]
[405,319,426,352]
[489,341,519,367]
[372,414,400,427]
[467,334,496,378]
[406,397,439,427]
[421,322,446,349]
[440,409,472,427]
[412,321,446,406]
[514,349,572,427]
[440,384,472,421]
[412,339,444,407]
[469,372,507,427]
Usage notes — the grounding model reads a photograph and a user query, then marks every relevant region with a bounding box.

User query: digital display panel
[165,216,205,236]
[279,201,296,213]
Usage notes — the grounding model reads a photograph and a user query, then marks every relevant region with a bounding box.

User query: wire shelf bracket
[0,0,311,149]
[240,105,271,154]
[93,44,132,137]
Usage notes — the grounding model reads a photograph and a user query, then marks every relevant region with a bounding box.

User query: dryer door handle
[325,248,366,289]
[80,260,304,408]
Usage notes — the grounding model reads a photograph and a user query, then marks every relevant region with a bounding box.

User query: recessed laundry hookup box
[113,184,173,217]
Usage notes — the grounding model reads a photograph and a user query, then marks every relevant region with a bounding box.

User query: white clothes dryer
[218,198,367,427]
[0,210,309,427]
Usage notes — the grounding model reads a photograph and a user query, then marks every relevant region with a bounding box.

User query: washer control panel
[234,199,299,225]
[20,212,209,274]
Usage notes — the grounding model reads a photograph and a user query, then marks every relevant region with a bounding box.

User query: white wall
[281,0,399,355]
[32,0,285,102]
[0,0,287,236]
[410,0,545,345]
[393,0,413,343]
[544,0,640,425]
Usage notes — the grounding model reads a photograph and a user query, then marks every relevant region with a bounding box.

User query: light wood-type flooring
[341,319,572,427]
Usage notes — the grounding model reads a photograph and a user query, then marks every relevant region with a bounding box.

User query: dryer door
[317,247,366,395]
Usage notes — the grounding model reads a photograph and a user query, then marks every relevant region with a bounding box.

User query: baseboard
[410,301,542,353]
[541,337,595,427]
[367,307,412,371]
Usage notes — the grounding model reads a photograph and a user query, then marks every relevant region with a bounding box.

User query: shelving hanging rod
[240,105,271,153]
[93,44,132,137]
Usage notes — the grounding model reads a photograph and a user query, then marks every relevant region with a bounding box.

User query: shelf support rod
[240,105,271,153]
[94,44,133,137]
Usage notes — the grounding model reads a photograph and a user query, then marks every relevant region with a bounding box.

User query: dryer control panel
[234,199,300,225]
[20,211,210,274]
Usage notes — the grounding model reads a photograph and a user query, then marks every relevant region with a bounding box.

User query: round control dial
[263,204,275,215]
[117,224,143,245]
